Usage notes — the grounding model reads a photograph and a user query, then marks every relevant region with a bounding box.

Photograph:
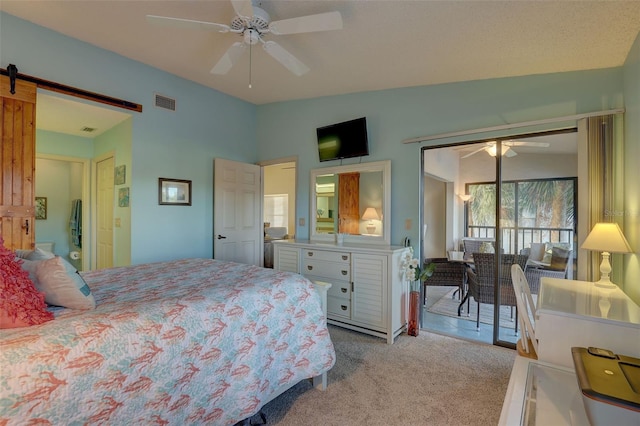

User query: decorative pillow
[14,249,33,259]
[34,256,96,310]
[20,258,39,285]
[548,247,571,272]
[542,242,571,264]
[26,248,56,261]
[479,241,495,254]
[0,239,54,328]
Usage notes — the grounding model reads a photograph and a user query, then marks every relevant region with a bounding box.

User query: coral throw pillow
[0,240,54,328]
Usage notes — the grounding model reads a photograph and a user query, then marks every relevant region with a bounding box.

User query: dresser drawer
[327,281,351,299]
[303,249,350,263]
[327,296,351,319]
[303,259,351,281]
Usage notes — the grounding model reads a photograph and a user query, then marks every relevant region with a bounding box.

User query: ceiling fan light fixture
[486,145,511,157]
[244,29,260,45]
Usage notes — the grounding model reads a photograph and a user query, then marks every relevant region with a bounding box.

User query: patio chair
[524,247,572,294]
[422,258,466,306]
[465,253,528,330]
[461,238,495,261]
[511,264,538,359]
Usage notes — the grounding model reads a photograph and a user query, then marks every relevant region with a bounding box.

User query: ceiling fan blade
[231,0,254,18]
[262,41,310,76]
[146,15,230,33]
[269,11,343,35]
[211,42,246,75]
[460,146,487,159]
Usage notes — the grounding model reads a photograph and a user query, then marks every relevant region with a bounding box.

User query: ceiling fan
[460,140,550,159]
[146,0,343,78]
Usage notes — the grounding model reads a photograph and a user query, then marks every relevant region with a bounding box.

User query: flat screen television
[316,117,369,162]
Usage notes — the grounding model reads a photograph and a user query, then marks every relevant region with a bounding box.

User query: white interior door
[96,156,114,269]
[213,158,262,265]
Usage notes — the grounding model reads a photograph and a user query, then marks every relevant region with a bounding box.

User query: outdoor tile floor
[421,286,519,346]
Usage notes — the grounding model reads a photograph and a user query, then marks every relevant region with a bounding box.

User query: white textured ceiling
[3,0,640,107]
[36,93,131,138]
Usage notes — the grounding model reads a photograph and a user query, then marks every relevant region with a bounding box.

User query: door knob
[217,235,227,240]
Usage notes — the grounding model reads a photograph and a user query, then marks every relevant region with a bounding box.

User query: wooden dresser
[273,239,409,344]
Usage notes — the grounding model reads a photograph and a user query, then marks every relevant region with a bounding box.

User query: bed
[0,257,335,425]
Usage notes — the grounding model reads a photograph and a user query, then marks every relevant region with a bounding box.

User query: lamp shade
[458,194,471,202]
[362,207,380,221]
[581,223,632,253]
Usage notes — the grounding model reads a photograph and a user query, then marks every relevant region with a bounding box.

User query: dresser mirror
[310,160,391,245]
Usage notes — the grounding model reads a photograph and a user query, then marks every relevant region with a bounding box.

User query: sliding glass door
[421,130,578,347]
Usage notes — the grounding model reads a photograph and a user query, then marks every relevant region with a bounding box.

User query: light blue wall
[623,31,640,303]
[256,69,626,247]
[36,130,94,158]
[35,130,91,266]
[3,11,637,272]
[34,158,74,258]
[1,12,257,264]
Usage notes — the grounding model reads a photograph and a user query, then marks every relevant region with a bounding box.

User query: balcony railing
[467,225,575,255]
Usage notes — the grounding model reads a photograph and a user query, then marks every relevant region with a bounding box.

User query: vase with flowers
[401,247,435,336]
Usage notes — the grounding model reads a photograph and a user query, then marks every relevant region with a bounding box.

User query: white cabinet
[274,240,408,344]
[536,278,640,368]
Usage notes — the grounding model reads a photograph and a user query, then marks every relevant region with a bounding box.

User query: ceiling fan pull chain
[249,39,252,89]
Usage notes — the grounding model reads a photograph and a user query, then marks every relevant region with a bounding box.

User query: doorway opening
[261,158,297,268]
[420,129,578,346]
[35,91,132,270]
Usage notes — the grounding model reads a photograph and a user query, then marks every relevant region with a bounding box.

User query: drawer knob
[341,305,348,311]
[341,270,347,275]
[307,252,313,256]
[307,265,313,271]
[341,288,347,293]
[342,255,348,260]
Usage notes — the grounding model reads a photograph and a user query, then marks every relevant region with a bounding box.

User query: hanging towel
[69,199,82,249]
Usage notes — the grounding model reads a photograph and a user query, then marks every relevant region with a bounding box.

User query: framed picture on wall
[35,197,47,220]
[115,165,126,185]
[158,178,191,206]
[118,187,130,207]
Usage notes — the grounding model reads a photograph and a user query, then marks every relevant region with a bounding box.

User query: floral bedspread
[0,258,335,425]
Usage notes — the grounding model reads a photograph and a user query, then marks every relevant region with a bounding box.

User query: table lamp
[581,222,632,288]
[362,207,380,234]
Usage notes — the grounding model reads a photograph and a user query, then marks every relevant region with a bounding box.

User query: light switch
[299,218,305,226]
[405,219,412,230]
[115,218,121,228]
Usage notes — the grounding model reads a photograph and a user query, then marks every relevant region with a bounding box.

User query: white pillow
[26,248,56,261]
[33,256,96,310]
[14,249,33,259]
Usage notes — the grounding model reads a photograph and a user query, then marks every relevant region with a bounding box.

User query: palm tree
[518,180,574,228]
[468,179,574,242]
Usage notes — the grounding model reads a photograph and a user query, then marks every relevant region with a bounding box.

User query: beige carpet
[428,288,523,329]
[258,325,515,425]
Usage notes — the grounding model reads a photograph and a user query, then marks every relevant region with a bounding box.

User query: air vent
[154,93,176,111]
[81,127,97,133]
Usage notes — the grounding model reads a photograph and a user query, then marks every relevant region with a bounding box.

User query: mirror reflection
[310,160,390,245]
[314,170,384,236]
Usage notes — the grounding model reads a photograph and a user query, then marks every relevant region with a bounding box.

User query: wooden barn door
[338,172,360,234]
[0,76,37,250]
